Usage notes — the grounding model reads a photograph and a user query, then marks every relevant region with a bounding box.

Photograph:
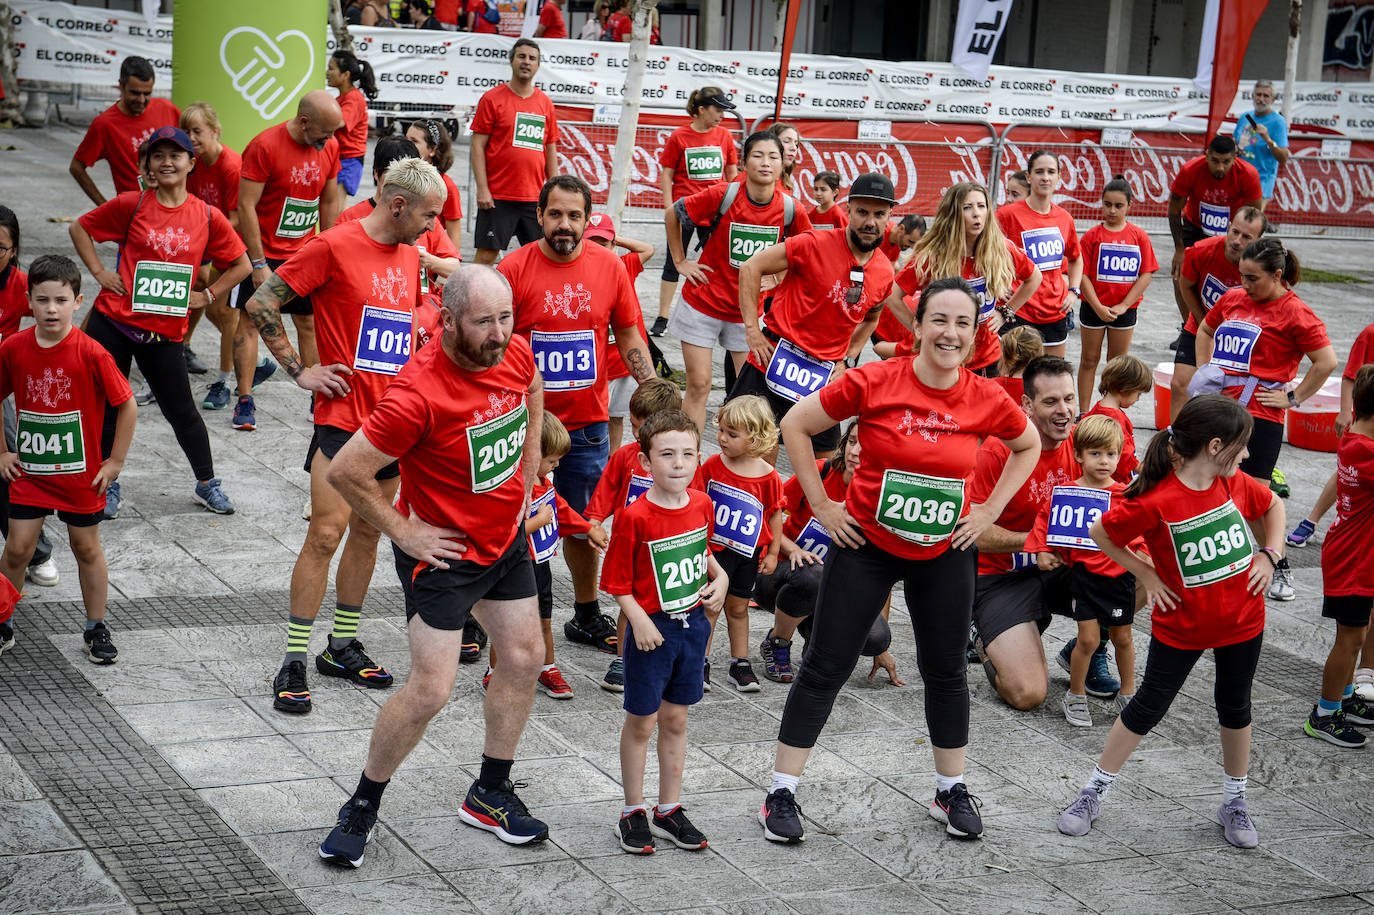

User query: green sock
[285,615,313,666]
[329,602,362,652]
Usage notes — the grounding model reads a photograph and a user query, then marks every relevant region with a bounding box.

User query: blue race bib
[707,479,765,556]
[795,516,832,560]
[527,488,560,563]
[1045,485,1111,550]
[1021,227,1065,271]
[1198,201,1230,235]
[1010,551,1037,571]
[625,473,652,507]
[967,275,994,322]
[531,329,597,391]
[1200,274,1234,310]
[1095,243,1142,284]
[354,306,413,375]
[764,338,835,404]
[1211,320,1262,373]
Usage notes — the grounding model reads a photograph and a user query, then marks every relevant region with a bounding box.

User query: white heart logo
[219,27,315,121]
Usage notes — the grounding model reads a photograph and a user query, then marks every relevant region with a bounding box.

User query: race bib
[1210,320,1262,373]
[1020,227,1065,271]
[512,112,546,152]
[416,244,429,295]
[1198,201,1230,235]
[131,261,193,317]
[531,329,597,391]
[527,488,560,563]
[876,470,964,544]
[276,196,320,238]
[795,516,832,560]
[466,402,528,493]
[1045,485,1111,550]
[625,473,652,507]
[1167,501,1253,588]
[17,410,85,475]
[1096,243,1142,284]
[354,306,413,375]
[707,479,766,556]
[1200,274,1234,310]
[764,339,834,404]
[1010,551,1037,571]
[684,146,725,181]
[967,275,993,323]
[727,223,781,269]
[649,526,710,613]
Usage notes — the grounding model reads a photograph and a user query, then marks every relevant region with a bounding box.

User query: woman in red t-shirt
[327,51,378,210]
[406,119,464,252]
[768,122,801,195]
[1058,395,1283,848]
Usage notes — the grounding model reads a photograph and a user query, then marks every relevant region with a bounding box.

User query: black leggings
[754,560,823,619]
[1119,633,1263,735]
[1239,416,1283,481]
[778,541,976,750]
[86,310,215,481]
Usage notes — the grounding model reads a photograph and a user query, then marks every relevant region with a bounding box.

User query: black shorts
[1181,219,1209,249]
[235,258,313,315]
[9,502,102,528]
[1009,314,1070,347]
[1240,417,1284,482]
[393,536,537,631]
[305,424,400,480]
[728,361,840,453]
[714,546,760,599]
[1323,594,1374,628]
[1173,328,1198,367]
[973,565,1072,647]
[474,200,541,253]
[1078,303,1139,331]
[1070,566,1136,627]
[661,224,700,283]
[533,558,554,620]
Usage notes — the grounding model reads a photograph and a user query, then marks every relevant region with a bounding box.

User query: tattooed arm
[613,327,656,383]
[244,271,354,397]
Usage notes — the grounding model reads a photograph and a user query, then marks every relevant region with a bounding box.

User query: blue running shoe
[318,797,378,867]
[1287,518,1316,548]
[231,395,256,431]
[459,779,549,845]
[102,481,122,521]
[252,358,277,390]
[201,380,231,411]
[193,478,236,515]
[1085,644,1120,699]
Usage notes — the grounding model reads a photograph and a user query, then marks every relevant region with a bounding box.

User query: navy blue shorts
[623,604,710,716]
[552,421,608,518]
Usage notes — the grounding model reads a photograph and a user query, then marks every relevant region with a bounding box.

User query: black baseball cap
[848,172,897,205]
[701,92,736,111]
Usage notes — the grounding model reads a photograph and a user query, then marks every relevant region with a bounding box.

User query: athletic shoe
[1286,519,1316,548]
[1342,694,1374,726]
[702,658,711,692]
[102,481,122,521]
[83,623,118,665]
[318,797,377,868]
[929,783,984,839]
[460,620,485,664]
[0,621,13,656]
[316,640,394,688]
[193,478,236,515]
[1057,788,1102,836]
[600,656,625,693]
[232,395,256,431]
[459,779,549,845]
[184,346,208,375]
[1114,693,1133,715]
[1267,562,1295,601]
[272,660,312,714]
[25,558,59,587]
[1217,796,1259,848]
[252,358,277,390]
[617,808,654,854]
[1355,668,1374,703]
[650,805,708,850]
[538,665,574,699]
[1063,692,1092,727]
[728,658,761,693]
[1270,467,1290,498]
[564,613,618,653]
[301,497,312,521]
[202,380,232,411]
[134,386,156,406]
[760,631,794,683]
[481,667,492,691]
[1303,706,1366,747]
[759,788,804,843]
[649,316,669,338]
[1086,644,1120,699]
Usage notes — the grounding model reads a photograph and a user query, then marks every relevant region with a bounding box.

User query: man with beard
[316,266,552,867]
[1233,79,1290,208]
[734,172,898,462]
[243,158,446,716]
[498,174,655,654]
[70,56,181,204]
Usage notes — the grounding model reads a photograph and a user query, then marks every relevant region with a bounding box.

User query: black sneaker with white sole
[83,623,118,665]
[650,805,708,850]
[929,783,984,838]
[318,797,378,867]
[564,613,619,653]
[1304,707,1366,747]
[759,788,804,843]
[617,808,655,854]
[728,658,761,692]
[0,621,13,656]
[1342,694,1374,726]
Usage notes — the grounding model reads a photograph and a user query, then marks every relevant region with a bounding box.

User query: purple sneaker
[1218,796,1259,848]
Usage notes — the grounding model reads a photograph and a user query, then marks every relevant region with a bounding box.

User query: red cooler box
[1152,362,1173,431]
[1286,378,1342,453]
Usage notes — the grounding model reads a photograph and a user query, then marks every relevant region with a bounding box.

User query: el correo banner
[11,1,1374,139]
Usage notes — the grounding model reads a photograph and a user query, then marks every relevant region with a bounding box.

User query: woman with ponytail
[327,50,378,209]
[405,119,463,251]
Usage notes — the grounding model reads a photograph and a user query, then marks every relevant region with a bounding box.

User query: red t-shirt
[1101,470,1271,649]
[0,266,27,339]
[1169,155,1263,235]
[994,376,1024,402]
[600,490,715,615]
[468,0,498,32]
[1202,287,1330,425]
[878,221,907,265]
[752,229,895,370]
[471,84,558,203]
[362,336,536,565]
[1180,234,1242,334]
[872,303,909,346]
[1323,432,1374,596]
[1344,324,1374,381]
[73,99,182,195]
[435,0,461,23]
[780,459,849,545]
[970,437,1081,575]
[499,241,641,430]
[696,454,783,557]
[537,2,568,38]
[607,252,649,381]
[1086,401,1138,483]
[607,11,632,39]
[187,145,241,219]
[441,172,464,224]
[79,191,245,341]
[1026,480,1133,578]
[337,197,461,293]
[996,200,1081,325]
[335,90,370,160]
[240,122,340,261]
[817,359,1028,560]
[527,476,590,563]
[585,441,655,522]
[1081,222,1158,310]
[807,204,849,230]
[677,182,812,322]
[658,125,738,201]
[0,327,133,514]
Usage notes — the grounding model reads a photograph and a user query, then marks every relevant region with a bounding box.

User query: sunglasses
[844,265,865,306]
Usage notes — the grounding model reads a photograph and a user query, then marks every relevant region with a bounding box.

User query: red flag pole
[772,0,801,125]
[1206,0,1269,138]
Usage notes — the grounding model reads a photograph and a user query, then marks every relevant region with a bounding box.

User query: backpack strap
[692,182,739,255]
[782,194,795,235]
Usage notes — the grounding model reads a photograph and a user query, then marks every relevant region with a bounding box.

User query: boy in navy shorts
[600,410,727,854]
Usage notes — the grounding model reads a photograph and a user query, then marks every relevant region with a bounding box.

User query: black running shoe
[272,659,312,714]
[564,613,619,653]
[316,640,394,688]
[1342,694,1374,726]
[459,779,549,845]
[83,623,118,665]
[759,788,804,843]
[1304,706,1366,747]
[728,658,761,693]
[617,808,655,854]
[0,621,14,656]
[650,805,708,850]
[649,316,669,338]
[318,797,378,867]
[929,783,984,839]
[460,620,486,664]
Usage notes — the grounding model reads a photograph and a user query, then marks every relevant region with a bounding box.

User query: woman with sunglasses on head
[405,119,463,252]
[581,0,611,39]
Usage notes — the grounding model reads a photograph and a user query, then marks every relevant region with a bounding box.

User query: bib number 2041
[17,410,85,474]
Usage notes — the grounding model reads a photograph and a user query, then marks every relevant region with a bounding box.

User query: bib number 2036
[1167,501,1253,588]
[467,403,528,493]
[876,470,963,544]
[17,410,85,474]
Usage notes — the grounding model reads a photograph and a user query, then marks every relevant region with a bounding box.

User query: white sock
[654,802,680,816]
[621,803,648,817]
[770,771,799,796]
[934,772,964,794]
[541,664,555,672]
[1223,773,1248,803]
[1086,764,1118,798]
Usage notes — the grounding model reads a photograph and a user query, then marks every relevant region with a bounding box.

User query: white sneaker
[1355,668,1374,703]
[1267,564,1295,601]
[1063,691,1092,727]
[302,497,312,521]
[25,558,59,587]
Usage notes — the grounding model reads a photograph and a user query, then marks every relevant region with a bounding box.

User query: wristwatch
[1068,286,1081,298]
[844,356,859,369]
[1287,390,1300,408]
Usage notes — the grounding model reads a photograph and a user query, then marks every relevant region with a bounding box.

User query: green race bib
[727,222,781,269]
[649,525,710,613]
[512,112,547,152]
[17,410,85,475]
[684,146,725,181]
[876,469,964,544]
[276,195,320,238]
[1167,501,1254,588]
[131,260,193,317]
[466,403,528,493]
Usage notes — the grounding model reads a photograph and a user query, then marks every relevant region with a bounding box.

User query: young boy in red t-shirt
[0,257,136,664]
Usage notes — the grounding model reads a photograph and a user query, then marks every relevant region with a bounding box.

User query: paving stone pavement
[3,123,1374,913]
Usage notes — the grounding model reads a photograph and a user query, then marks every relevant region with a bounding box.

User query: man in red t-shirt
[877,215,926,266]
[534,0,568,37]
[70,57,181,206]
[605,0,633,40]
[471,39,559,265]
[314,266,553,864]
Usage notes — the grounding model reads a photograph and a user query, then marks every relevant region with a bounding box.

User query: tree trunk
[329,0,355,55]
[606,0,659,225]
[1280,0,1300,126]
[0,3,26,126]
[771,0,788,51]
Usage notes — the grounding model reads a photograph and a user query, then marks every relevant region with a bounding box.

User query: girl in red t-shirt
[327,51,378,208]
[993,325,1044,403]
[406,120,464,252]
[806,171,848,231]
[1085,353,1152,484]
[1058,395,1284,848]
